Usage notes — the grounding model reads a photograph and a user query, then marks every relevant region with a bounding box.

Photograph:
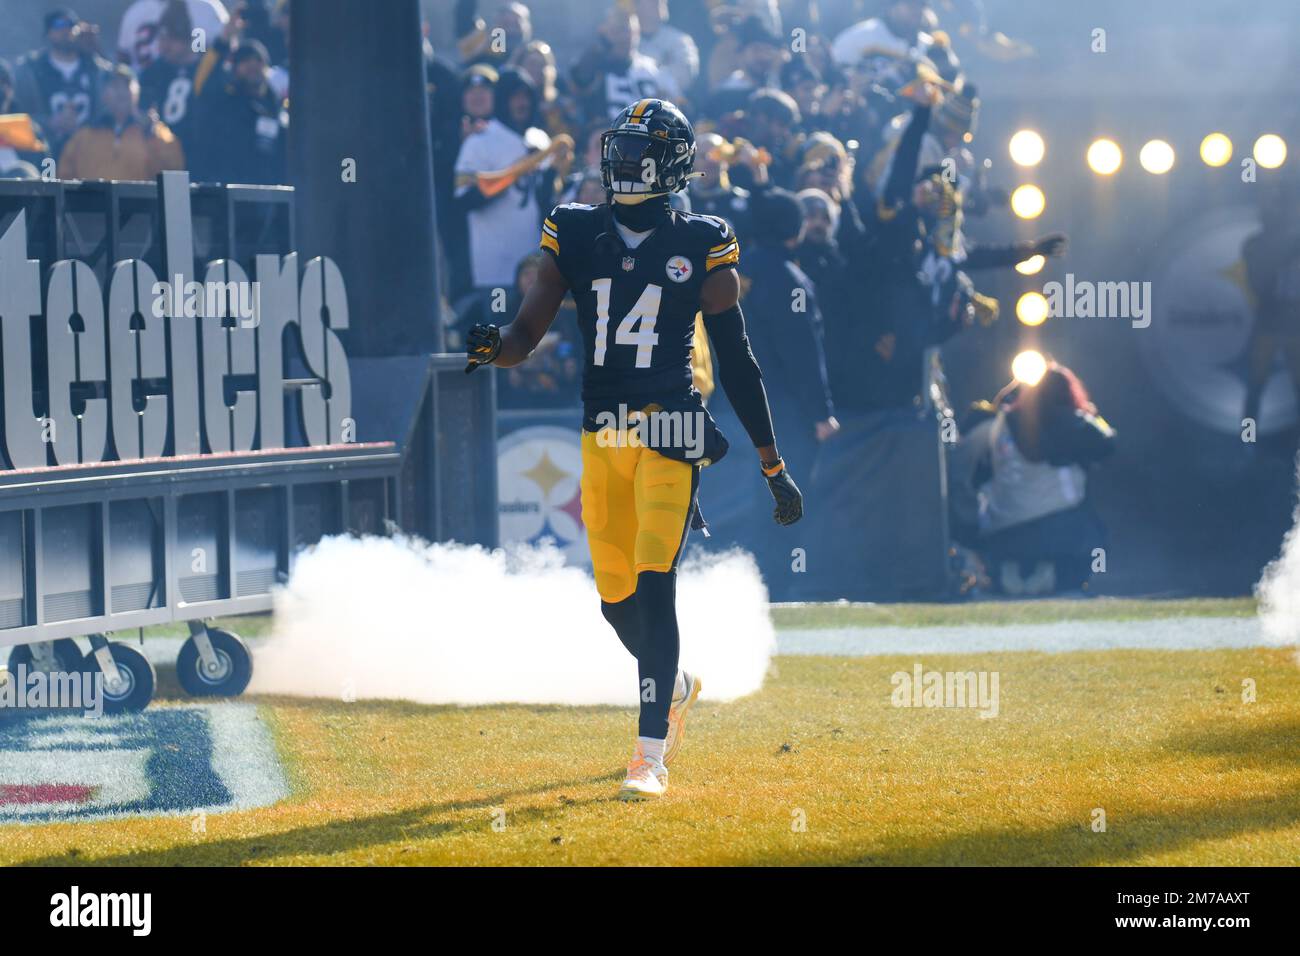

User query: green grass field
[5,597,1297,867]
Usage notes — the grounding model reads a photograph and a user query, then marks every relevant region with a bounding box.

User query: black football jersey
[540,203,739,408]
[139,59,201,150]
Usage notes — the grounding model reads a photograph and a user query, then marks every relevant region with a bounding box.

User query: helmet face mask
[602,130,672,197]
[600,99,695,201]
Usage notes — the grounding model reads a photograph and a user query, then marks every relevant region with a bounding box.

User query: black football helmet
[600,99,696,199]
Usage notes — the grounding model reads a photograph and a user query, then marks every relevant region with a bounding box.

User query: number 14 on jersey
[592,277,661,368]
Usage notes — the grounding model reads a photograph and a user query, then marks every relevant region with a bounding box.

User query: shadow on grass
[813,786,1300,866]
[1160,714,1300,771]
[19,769,624,866]
[752,715,1300,866]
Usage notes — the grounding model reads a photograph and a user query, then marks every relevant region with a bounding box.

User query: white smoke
[1257,456,1300,646]
[249,536,774,705]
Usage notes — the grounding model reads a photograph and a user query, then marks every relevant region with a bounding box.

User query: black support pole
[289,0,443,356]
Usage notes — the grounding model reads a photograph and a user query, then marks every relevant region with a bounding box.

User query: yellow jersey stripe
[705,244,739,270]
[540,231,559,254]
[706,241,739,258]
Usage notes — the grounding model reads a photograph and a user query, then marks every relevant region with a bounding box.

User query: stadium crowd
[0,0,1115,598]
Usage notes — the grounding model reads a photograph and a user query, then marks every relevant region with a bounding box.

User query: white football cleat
[664,671,701,765]
[618,749,668,801]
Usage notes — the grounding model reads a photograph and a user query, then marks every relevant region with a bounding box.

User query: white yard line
[775,616,1279,655]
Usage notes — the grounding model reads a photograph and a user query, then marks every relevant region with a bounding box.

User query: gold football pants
[580,429,698,603]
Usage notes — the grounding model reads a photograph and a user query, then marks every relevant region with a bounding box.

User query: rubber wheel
[90,643,156,714]
[8,638,83,675]
[176,628,253,697]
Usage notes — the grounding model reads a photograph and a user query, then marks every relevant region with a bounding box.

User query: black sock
[601,595,644,659]
[632,570,680,740]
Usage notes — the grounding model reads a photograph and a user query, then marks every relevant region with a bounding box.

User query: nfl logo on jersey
[622,256,636,271]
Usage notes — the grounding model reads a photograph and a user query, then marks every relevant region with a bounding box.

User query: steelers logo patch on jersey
[666,255,693,283]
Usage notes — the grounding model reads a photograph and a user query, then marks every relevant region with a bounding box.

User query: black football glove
[763,459,803,526]
[465,323,502,373]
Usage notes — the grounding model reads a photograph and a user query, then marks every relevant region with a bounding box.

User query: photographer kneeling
[964,363,1116,596]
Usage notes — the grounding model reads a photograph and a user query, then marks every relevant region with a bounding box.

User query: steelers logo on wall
[496,425,588,565]
[1143,204,1297,435]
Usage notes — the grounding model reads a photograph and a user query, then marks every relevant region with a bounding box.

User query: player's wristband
[761,457,785,478]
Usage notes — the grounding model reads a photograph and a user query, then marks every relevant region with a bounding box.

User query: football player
[467,98,802,800]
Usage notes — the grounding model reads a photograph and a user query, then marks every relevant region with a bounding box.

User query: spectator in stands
[189,39,286,184]
[460,63,497,135]
[138,0,213,161]
[58,64,184,180]
[241,0,289,75]
[0,60,46,179]
[688,131,754,240]
[515,40,575,138]
[830,0,936,90]
[708,16,786,116]
[117,0,229,73]
[781,57,824,134]
[12,9,115,162]
[794,130,873,278]
[633,0,699,101]
[839,101,996,413]
[795,186,852,346]
[729,88,801,189]
[739,188,837,480]
[454,65,568,323]
[497,252,582,408]
[457,1,533,69]
[964,365,1116,595]
[569,7,677,121]
[565,168,605,206]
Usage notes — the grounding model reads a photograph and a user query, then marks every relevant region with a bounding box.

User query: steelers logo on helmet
[600,98,696,198]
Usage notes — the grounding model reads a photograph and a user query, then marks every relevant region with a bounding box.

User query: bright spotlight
[1200,133,1232,167]
[1139,139,1175,174]
[1015,254,1046,276]
[1008,130,1045,167]
[1010,184,1045,219]
[1254,134,1287,169]
[1016,292,1049,326]
[1012,350,1048,387]
[1087,138,1122,175]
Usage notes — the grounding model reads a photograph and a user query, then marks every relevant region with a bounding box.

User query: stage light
[1086,138,1122,175]
[1015,254,1046,276]
[1008,129,1045,167]
[1254,134,1287,169]
[1010,184,1045,219]
[1012,350,1048,387]
[1139,139,1175,174]
[1199,133,1232,167]
[1015,292,1049,326]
